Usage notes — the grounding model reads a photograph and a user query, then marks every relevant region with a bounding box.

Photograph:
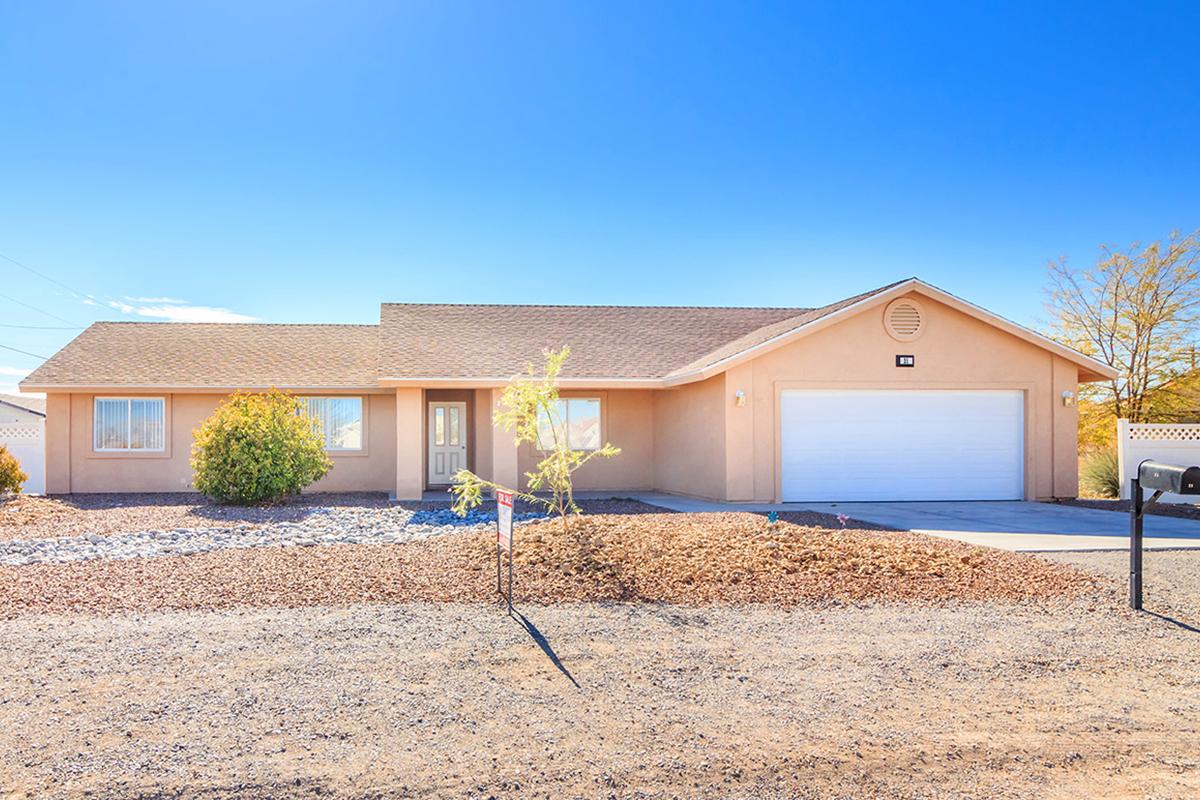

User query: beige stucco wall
[516,389,656,493]
[45,392,397,494]
[653,376,727,499]
[727,291,1080,502]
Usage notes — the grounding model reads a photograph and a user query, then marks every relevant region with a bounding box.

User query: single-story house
[19,278,1116,502]
[0,393,47,494]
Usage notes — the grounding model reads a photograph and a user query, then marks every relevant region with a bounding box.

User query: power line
[0,250,93,298]
[0,343,48,360]
[0,291,80,325]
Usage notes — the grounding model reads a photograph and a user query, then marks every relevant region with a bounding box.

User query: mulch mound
[0,513,1101,618]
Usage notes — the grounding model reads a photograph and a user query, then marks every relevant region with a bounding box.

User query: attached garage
[779,389,1025,502]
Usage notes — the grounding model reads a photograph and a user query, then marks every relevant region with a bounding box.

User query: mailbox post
[1129,460,1200,610]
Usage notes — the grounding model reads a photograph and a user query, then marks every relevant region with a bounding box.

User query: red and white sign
[496,490,514,551]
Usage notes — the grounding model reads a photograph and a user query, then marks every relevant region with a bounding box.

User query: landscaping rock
[0,505,549,566]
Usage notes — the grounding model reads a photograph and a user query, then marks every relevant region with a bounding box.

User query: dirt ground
[1,548,1198,799]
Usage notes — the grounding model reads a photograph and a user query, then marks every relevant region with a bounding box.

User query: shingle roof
[663,281,908,378]
[0,394,45,416]
[21,323,379,388]
[21,280,910,388]
[378,303,807,379]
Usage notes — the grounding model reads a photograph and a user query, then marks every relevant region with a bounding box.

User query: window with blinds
[300,397,364,450]
[536,398,601,451]
[93,397,166,451]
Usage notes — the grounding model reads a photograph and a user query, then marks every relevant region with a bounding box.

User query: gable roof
[19,277,1116,391]
[0,394,45,416]
[659,277,1119,384]
[378,280,907,383]
[21,323,379,390]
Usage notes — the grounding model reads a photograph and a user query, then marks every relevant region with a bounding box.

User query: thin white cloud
[0,366,30,377]
[106,298,257,323]
[123,296,187,304]
[131,304,257,323]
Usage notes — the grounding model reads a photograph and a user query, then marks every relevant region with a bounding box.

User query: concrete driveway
[780,501,1200,552]
[625,493,1200,551]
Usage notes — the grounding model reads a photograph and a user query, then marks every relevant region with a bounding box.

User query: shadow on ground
[513,608,582,689]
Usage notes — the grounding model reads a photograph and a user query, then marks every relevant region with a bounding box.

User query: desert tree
[1045,229,1200,429]
[450,346,620,531]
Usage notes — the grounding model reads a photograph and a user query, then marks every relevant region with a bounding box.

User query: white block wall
[0,421,45,495]
[1117,419,1200,503]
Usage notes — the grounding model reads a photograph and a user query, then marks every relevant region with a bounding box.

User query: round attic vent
[884,298,925,341]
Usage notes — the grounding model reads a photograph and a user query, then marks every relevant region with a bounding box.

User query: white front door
[428,401,468,485]
[779,389,1025,502]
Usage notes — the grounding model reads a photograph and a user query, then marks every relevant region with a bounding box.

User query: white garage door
[780,389,1024,502]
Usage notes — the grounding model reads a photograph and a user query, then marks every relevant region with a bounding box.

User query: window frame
[536,396,602,452]
[299,395,366,453]
[92,396,167,453]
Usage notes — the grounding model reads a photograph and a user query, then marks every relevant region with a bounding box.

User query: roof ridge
[381,302,813,311]
[88,321,379,328]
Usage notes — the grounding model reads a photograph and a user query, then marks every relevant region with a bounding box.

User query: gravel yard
[0,494,656,565]
[0,493,654,544]
[1,551,1197,799]
[0,498,1196,797]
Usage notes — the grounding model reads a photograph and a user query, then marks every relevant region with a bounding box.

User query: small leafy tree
[0,445,28,496]
[451,346,620,531]
[191,389,332,504]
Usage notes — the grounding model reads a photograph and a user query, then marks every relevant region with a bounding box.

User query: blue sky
[2,1,1198,393]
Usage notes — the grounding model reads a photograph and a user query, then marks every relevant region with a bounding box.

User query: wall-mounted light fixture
[1062,390,1076,407]
[895,354,915,368]
[734,390,747,407]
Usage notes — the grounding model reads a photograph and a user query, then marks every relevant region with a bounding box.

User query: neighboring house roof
[0,394,46,417]
[19,277,1117,390]
[21,323,380,389]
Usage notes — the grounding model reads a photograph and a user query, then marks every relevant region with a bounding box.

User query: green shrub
[0,445,28,495]
[1080,447,1121,499]
[191,389,332,504]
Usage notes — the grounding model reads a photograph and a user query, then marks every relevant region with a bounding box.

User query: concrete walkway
[623,493,1200,552]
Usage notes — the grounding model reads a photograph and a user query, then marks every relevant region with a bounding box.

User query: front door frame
[427,400,469,486]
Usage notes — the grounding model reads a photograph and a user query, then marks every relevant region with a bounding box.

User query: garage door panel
[780,390,1023,502]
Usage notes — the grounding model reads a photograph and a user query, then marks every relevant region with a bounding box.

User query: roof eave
[18,383,391,394]
[379,376,667,390]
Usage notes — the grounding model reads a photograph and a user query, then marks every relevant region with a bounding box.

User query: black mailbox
[1138,461,1200,495]
[1129,459,1200,611]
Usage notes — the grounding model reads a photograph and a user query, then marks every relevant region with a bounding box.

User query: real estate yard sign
[496,490,513,550]
[496,490,514,614]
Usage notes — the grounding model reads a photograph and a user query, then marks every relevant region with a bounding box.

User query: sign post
[495,489,514,615]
